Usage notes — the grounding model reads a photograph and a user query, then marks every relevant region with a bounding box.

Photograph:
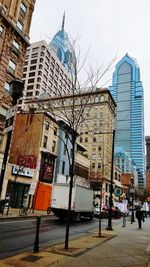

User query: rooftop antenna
[62,11,65,30]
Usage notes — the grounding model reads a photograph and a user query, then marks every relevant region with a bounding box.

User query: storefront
[6,180,30,208]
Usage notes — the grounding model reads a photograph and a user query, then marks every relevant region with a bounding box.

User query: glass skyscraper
[109,54,145,189]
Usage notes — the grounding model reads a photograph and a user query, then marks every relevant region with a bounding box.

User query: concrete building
[109,54,145,189]
[55,121,90,187]
[0,0,36,165]
[24,88,116,206]
[21,16,75,103]
[2,112,58,210]
[21,40,73,101]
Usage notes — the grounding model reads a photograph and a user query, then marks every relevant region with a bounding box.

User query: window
[26,92,32,97]
[32,53,38,58]
[16,20,23,31]
[8,60,16,75]
[28,78,34,83]
[45,121,49,130]
[0,25,4,37]
[35,91,39,96]
[30,66,36,71]
[0,134,3,145]
[92,163,95,168]
[80,137,82,142]
[32,47,39,53]
[29,72,35,77]
[63,145,66,155]
[98,146,101,151]
[52,140,56,152]
[54,127,57,135]
[27,85,33,90]
[93,137,96,142]
[43,136,48,148]
[85,137,88,142]
[20,2,27,16]
[24,67,27,72]
[31,59,37,64]
[98,163,101,169]
[62,161,65,174]
[4,82,10,92]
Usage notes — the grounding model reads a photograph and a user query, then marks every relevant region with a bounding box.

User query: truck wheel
[76,213,81,222]
[89,213,94,221]
[47,207,51,215]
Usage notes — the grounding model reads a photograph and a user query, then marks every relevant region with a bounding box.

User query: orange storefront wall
[34,183,52,210]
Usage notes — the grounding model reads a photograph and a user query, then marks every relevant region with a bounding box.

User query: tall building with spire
[22,14,75,101]
[109,54,145,189]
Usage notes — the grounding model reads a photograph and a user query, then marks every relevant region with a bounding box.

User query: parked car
[94,207,108,218]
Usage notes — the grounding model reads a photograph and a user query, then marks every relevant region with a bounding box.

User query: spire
[62,12,65,31]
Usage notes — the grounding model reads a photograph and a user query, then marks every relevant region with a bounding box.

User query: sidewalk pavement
[0,207,49,219]
[0,211,150,267]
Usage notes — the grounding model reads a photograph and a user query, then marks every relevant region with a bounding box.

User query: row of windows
[43,136,56,153]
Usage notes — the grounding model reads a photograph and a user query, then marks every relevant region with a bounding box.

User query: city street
[0,216,122,259]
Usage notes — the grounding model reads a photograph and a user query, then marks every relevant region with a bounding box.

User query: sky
[30,0,150,136]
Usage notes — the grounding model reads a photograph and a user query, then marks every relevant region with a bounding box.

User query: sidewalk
[0,207,49,219]
[0,215,150,266]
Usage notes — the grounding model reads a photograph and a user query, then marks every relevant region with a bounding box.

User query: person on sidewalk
[135,207,144,229]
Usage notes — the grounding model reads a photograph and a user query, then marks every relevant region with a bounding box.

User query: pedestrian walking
[135,207,144,229]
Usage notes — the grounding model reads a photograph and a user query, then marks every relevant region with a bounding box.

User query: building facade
[109,54,145,189]
[0,0,36,165]
[2,112,58,210]
[21,40,73,102]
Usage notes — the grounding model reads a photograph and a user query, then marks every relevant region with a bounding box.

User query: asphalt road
[0,216,123,259]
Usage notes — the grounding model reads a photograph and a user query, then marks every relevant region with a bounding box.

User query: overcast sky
[30,0,150,136]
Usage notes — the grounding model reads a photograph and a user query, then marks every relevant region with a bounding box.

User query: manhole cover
[21,255,43,262]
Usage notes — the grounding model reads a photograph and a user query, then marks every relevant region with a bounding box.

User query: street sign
[4,105,17,133]
[114,186,123,197]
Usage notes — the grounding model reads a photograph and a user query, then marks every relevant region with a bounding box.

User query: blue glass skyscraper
[109,54,145,189]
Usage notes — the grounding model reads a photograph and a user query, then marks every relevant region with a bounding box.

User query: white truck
[51,183,94,221]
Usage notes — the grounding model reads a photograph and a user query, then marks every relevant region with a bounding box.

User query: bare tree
[25,40,116,249]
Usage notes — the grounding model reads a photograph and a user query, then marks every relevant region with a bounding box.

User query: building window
[92,162,95,168]
[54,127,57,135]
[62,161,65,174]
[63,145,66,155]
[27,85,33,90]
[45,121,49,130]
[32,53,38,58]
[32,47,39,53]
[4,82,10,92]
[85,137,88,142]
[43,136,48,148]
[28,78,34,83]
[29,72,35,77]
[26,92,32,97]
[80,137,82,142]
[20,2,27,16]
[8,60,16,75]
[35,91,39,96]
[52,140,56,152]
[16,20,23,32]
[98,163,101,169]
[30,65,36,71]
[93,137,96,142]
[0,25,4,37]
[31,59,37,65]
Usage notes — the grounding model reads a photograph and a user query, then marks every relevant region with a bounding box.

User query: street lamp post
[106,129,115,231]
[130,178,135,224]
